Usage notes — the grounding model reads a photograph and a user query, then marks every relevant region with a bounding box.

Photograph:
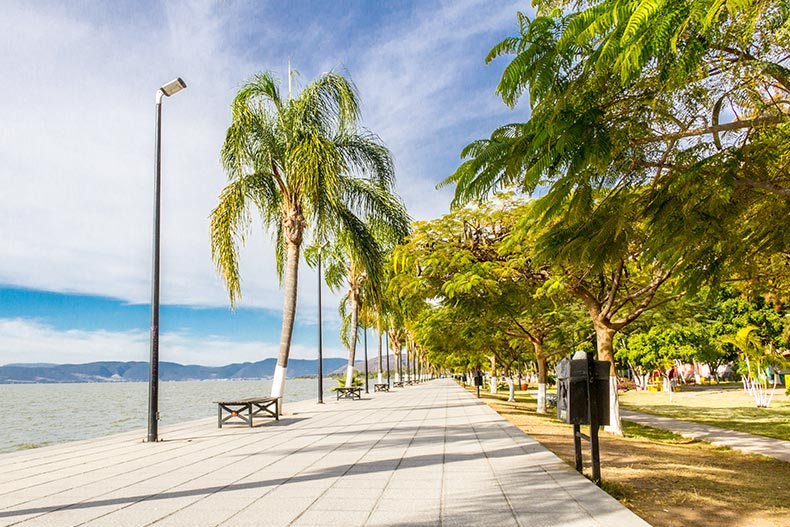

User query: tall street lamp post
[364,327,369,393]
[147,77,186,444]
[317,242,328,404]
[385,330,390,387]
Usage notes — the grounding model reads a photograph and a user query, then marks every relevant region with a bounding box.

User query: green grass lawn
[618,384,790,441]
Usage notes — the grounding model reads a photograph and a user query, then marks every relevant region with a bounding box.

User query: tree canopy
[442,0,790,294]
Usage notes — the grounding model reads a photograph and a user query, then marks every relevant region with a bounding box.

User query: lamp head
[160,78,187,97]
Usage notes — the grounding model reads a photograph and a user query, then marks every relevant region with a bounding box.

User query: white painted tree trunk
[377,372,383,384]
[505,376,515,402]
[345,365,355,388]
[765,375,778,408]
[603,376,623,435]
[271,364,287,399]
[489,376,498,394]
[537,383,547,413]
[595,325,623,436]
[664,376,674,402]
[344,295,359,388]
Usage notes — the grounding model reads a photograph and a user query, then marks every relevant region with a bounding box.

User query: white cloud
[0,318,347,366]
[0,0,527,315]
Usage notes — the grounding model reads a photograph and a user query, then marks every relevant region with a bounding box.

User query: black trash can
[556,355,611,426]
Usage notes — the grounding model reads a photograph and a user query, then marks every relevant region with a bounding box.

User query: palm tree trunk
[271,240,300,400]
[345,295,359,388]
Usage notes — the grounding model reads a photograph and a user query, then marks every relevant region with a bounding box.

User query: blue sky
[0,0,529,366]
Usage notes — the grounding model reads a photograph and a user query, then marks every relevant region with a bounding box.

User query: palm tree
[720,326,785,407]
[338,260,369,388]
[211,71,401,399]
[320,217,409,388]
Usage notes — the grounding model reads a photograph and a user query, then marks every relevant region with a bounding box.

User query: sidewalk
[620,410,790,462]
[0,379,649,526]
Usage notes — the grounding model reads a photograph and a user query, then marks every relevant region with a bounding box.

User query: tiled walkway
[0,379,649,526]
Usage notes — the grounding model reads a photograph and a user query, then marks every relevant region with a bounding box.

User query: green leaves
[211,70,407,303]
[445,1,790,302]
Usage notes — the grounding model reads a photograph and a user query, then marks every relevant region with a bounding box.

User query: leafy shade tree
[441,1,790,426]
[686,287,787,381]
[615,327,696,398]
[391,196,579,409]
[211,71,400,399]
[500,193,683,434]
[446,2,790,292]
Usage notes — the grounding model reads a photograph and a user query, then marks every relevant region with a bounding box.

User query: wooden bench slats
[215,397,279,428]
[336,387,362,400]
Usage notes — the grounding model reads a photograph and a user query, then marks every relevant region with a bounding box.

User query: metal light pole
[398,344,402,383]
[317,242,328,404]
[385,330,390,387]
[147,77,187,443]
[405,346,410,382]
[364,327,369,393]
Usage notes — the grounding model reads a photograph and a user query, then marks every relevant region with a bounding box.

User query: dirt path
[480,394,789,527]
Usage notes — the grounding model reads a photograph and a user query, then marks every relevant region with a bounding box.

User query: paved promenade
[621,409,790,463]
[0,379,649,526]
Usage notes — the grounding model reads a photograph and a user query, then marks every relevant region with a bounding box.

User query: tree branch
[601,258,624,318]
[631,115,787,146]
[612,293,686,329]
[712,46,790,92]
[506,316,540,346]
[611,268,673,316]
[568,282,602,320]
[734,177,790,198]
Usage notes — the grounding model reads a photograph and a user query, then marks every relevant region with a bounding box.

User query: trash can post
[587,352,602,485]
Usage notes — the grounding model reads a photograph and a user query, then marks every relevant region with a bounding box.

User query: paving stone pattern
[0,379,650,526]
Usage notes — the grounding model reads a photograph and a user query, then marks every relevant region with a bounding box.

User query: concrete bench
[374,383,389,392]
[336,387,362,400]
[215,397,279,428]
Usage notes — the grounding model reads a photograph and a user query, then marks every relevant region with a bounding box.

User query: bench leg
[248,403,253,427]
[218,405,222,428]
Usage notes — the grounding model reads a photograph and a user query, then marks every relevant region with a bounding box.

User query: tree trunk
[394,350,401,382]
[345,292,359,388]
[595,323,623,435]
[489,355,497,394]
[536,345,548,414]
[271,240,301,400]
[505,376,515,402]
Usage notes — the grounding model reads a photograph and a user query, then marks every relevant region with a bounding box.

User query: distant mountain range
[0,358,351,384]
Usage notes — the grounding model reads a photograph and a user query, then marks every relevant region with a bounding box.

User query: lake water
[0,378,332,454]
